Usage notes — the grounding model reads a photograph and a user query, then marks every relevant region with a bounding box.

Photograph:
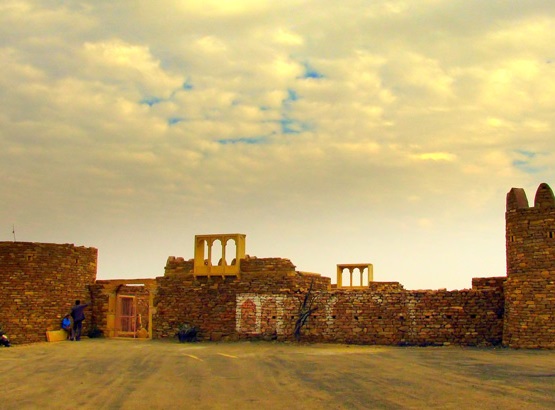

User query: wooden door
[116,296,137,337]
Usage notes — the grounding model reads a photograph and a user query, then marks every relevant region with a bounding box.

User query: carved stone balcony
[194,233,246,278]
[336,263,373,288]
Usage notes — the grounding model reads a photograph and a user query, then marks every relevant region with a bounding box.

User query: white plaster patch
[236,293,288,335]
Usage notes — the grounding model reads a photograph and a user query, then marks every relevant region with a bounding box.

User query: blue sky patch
[301,62,324,79]
[140,96,162,107]
[284,89,299,104]
[513,149,542,174]
[217,136,266,145]
[514,149,535,158]
[167,117,184,125]
[279,117,310,134]
[512,160,541,174]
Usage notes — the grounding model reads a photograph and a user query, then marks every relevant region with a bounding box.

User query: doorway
[116,295,137,337]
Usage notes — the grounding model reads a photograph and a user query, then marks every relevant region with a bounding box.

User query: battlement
[506,183,555,276]
[506,183,555,211]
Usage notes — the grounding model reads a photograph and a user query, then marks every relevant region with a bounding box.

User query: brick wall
[0,242,97,344]
[89,283,110,333]
[153,257,329,341]
[232,287,504,346]
[164,256,194,275]
[503,272,555,348]
[152,255,504,346]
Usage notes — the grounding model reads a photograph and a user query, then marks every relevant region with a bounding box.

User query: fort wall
[300,286,504,346]
[153,255,505,346]
[153,257,329,341]
[2,183,555,348]
[0,242,97,343]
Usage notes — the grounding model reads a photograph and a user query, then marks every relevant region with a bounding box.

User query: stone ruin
[1,184,554,348]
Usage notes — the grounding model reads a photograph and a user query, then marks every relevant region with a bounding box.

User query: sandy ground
[0,339,554,410]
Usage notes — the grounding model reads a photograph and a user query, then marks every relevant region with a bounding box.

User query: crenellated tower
[504,183,555,348]
[506,183,555,275]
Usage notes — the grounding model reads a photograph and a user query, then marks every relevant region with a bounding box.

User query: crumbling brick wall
[153,255,504,346]
[0,242,97,344]
[265,285,503,346]
[164,256,194,275]
[153,257,329,341]
[89,283,110,334]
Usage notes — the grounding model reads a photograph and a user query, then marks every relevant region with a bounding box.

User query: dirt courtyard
[0,339,554,409]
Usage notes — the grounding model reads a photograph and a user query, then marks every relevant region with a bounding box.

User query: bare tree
[294,279,319,341]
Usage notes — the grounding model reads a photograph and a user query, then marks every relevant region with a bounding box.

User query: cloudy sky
[2,0,554,290]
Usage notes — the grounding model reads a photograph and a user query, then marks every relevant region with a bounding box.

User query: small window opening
[548,232,555,239]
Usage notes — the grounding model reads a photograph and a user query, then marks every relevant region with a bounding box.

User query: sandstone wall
[153,257,329,341]
[0,242,97,343]
[89,283,110,334]
[503,272,555,348]
[248,287,504,346]
[164,256,194,275]
[153,255,504,346]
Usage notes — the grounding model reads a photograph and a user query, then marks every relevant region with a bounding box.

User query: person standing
[70,300,89,341]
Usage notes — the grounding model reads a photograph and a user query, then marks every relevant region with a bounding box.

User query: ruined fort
[1,184,555,348]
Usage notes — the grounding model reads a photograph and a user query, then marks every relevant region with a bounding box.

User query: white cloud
[81,39,184,98]
[273,28,304,46]
[414,152,456,162]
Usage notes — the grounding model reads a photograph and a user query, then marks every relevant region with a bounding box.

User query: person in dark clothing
[70,300,89,341]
